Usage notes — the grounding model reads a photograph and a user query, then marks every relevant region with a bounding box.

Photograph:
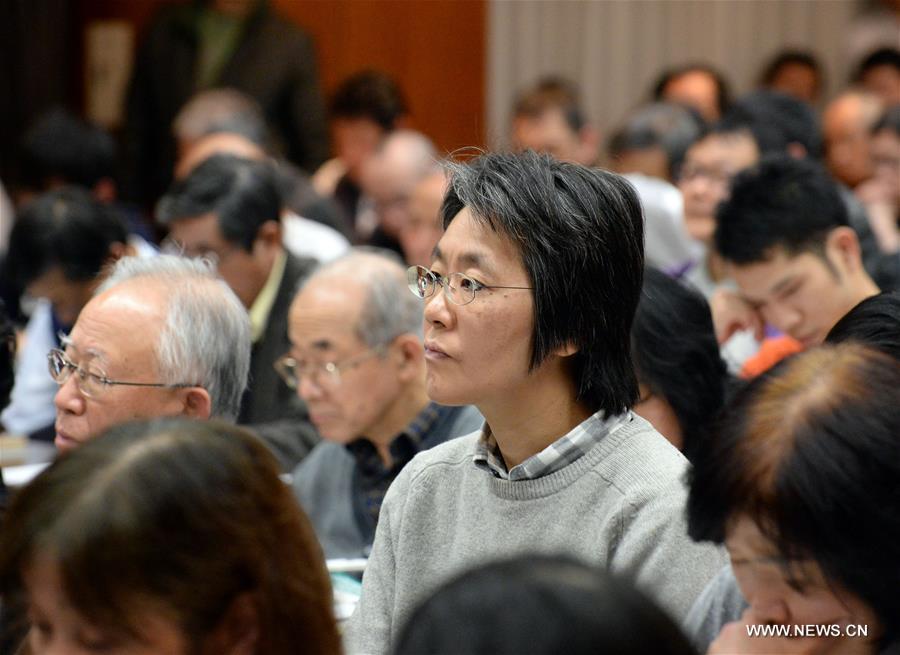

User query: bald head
[823,92,883,188]
[175,132,268,180]
[401,170,448,266]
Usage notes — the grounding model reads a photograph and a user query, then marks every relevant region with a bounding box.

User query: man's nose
[54,374,85,415]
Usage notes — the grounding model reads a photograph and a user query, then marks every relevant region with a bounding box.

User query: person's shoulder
[292,440,354,481]
[404,430,481,481]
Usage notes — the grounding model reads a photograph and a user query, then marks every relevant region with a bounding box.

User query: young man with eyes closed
[343,151,726,655]
[711,156,879,362]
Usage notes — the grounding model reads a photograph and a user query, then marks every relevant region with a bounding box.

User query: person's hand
[710,288,764,344]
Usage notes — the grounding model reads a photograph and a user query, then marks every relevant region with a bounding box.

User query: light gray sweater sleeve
[343,461,411,655]
[683,564,748,653]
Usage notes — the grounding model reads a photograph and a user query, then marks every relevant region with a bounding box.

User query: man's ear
[201,592,259,655]
[825,226,862,274]
[394,334,425,382]
[254,220,282,251]
[182,387,212,419]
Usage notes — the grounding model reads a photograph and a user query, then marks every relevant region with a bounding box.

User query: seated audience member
[685,344,900,655]
[712,157,879,367]
[0,301,14,511]
[1,188,136,439]
[400,169,447,267]
[855,106,900,254]
[360,130,439,257]
[608,101,703,182]
[157,154,318,469]
[757,49,823,105]
[284,251,482,559]
[631,268,730,462]
[0,417,341,654]
[725,89,823,159]
[172,88,350,237]
[174,131,350,263]
[51,255,250,452]
[344,152,726,654]
[822,91,883,190]
[826,291,900,360]
[314,70,409,235]
[853,47,900,107]
[394,554,698,655]
[653,63,731,122]
[510,75,598,166]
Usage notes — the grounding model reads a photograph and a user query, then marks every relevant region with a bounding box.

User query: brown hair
[0,418,341,654]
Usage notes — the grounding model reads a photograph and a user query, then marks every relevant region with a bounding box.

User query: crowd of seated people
[0,21,898,654]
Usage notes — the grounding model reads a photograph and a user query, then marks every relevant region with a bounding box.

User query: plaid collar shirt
[473,410,633,481]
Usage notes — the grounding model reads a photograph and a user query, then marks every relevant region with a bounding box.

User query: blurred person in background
[822,91,883,191]
[0,418,341,655]
[757,49,823,106]
[685,343,899,655]
[395,555,698,655]
[855,106,900,254]
[360,130,439,257]
[653,63,731,123]
[172,87,350,237]
[157,155,317,470]
[285,251,482,559]
[400,169,447,268]
[1,188,137,441]
[631,268,730,462]
[314,70,409,236]
[853,47,900,107]
[124,0,329,208]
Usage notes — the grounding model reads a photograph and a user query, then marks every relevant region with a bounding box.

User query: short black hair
[652,63,732,119]
[723,90,822,159]
[329,70,408,132]
[759,49,822,89]
[6,186,128,288]
[686,344,900,645]
[395,554,697,655]
[20,108,116,191]
[631,269,729,462]
[513,76,586,133]
[826,292,900,361]
[441,151,644,415]
[853,47,900,82]
[872,104,900,136]
[156,154,282,251]
[715,155,848,265]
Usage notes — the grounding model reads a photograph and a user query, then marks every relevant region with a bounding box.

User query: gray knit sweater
[344,414,727,655]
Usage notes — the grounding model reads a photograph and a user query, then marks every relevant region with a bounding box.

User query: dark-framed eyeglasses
[407,265,532,306]
[47,348,197,399]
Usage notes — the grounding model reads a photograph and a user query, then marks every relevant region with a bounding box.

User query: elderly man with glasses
[281,250,482,560]
[50,255,250,452]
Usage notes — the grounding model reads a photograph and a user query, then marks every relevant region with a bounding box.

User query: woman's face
[421,207,535,408]
[23,556,190,655]
[726,516,882,640]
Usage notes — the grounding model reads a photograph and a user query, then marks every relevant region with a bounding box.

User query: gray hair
[172,88,268,147]
[98,256,251,421]
[299,249,423,345]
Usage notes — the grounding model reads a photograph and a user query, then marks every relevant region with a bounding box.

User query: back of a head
[513,75,586,133]
[826,291,900,360]
[98,255,251,420]
[687,343,900,642]
[329,70,408,131]
[395,554,697,655]
[173,88,269,148]
[441,151,643,416]
[0,417,341,654]
[6,186,128,290]
[632,268,728,461]
[21,108,116,192]
[715,155,848,265]
[609,102,704,179]
[725,90,822,158]
[157,154,282,250]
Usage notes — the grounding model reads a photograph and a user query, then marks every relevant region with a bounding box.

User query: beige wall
[487,0,864,151]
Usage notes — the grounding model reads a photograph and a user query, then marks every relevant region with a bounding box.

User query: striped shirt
[473,410,633,480]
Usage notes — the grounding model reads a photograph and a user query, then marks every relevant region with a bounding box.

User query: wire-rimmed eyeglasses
[47,348,197,399]
[274,347,384,391]
[406,265,533,306]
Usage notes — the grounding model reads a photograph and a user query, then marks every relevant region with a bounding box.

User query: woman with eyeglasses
[0,418,341,655]
[685,343,900,654]
[344,151,725,655]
